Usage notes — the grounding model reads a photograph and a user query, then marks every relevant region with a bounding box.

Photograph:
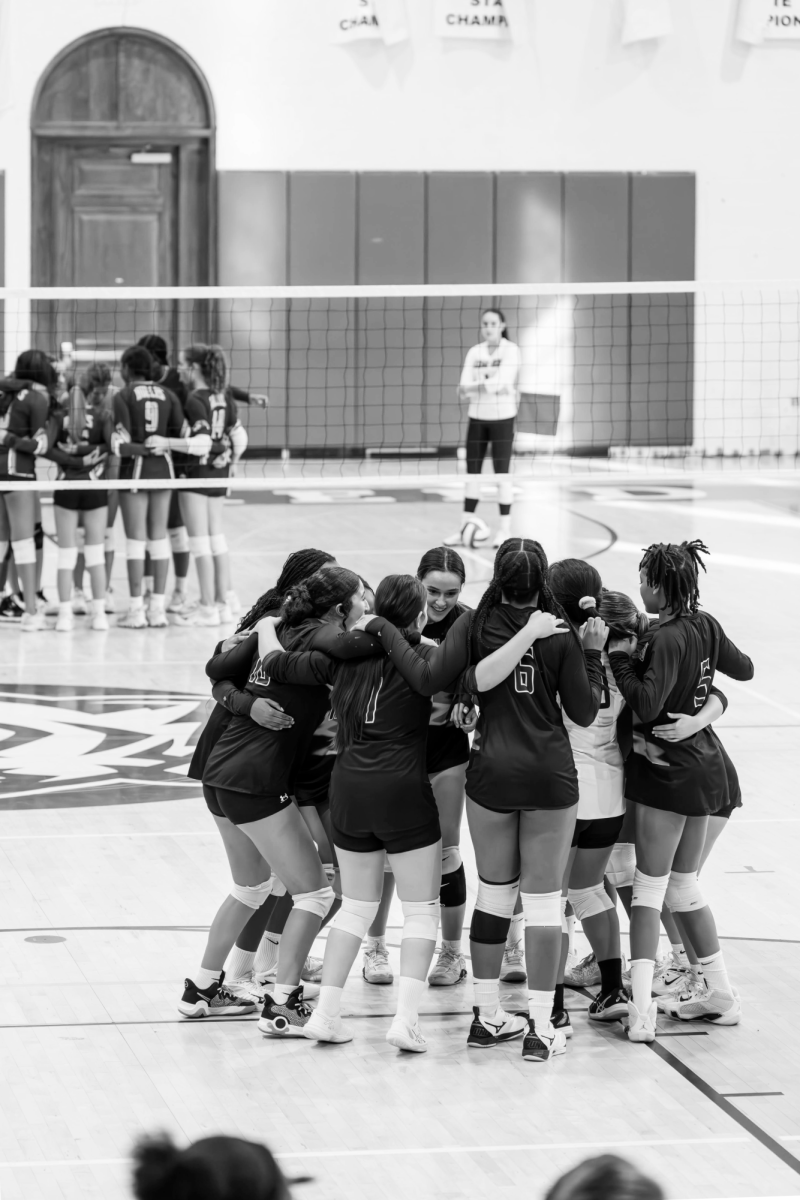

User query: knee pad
[631,868,670,912]
[497,475,513,506]
[561,894,568,933]
[520,889,562,928]
[57,545,79,572]
[442,845,462,874]
[169,526,190,553]
[146,537,170,561]
[321,862,336,886]
[665,870,705,913]
[188,534,212,558]
[332,895,380,941]
[11,537,36,566]
[269,872,287,898]
[126,538,146,562]
[401,898,440,942]
[210,533,228,556]
[606,842,636,889]
[104,528,116,554]
[568,883,614,923]
[34,521,44,551]
[293,884,334,920]
[230,877,273,910]
[440,863,467,908]
[84,542,105,569]
[470,876,519,944]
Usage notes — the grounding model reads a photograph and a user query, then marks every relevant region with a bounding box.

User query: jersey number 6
[514,648,535,695]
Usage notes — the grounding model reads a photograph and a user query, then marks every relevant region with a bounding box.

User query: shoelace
[368,947,390,966]
[437,947,461,967]
[504,942,524,963]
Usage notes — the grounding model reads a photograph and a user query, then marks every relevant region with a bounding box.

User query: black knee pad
[470,908,511,946]
[440,864,467,908]
[34,522,44,551]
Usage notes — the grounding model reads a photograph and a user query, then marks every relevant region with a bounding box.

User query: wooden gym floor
[1,470,799,1200]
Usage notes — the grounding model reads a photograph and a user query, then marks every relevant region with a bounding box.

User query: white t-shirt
[459,339,521,422]
[563,650,626,821]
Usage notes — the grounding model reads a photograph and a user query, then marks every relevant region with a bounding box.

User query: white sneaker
[104,587,116,614]
[20,611,46,632]
[444,516,491,548]
[304,1009,352,1044]
[467,1007,527,1048]
[226,590,241,615]
[166,588,188,613]
[91,609,110,632]
[55,609,74,633]
[363,944,393,985]
[660,983,741,1025]
[652,954,691,997]
[71,588,88,615]
[216,601,234,623]
[386,1016,427,1053]
[225,975,267,1007]
[117,607,147,629]
[178,604,221,627]
[146,604,169,628]
[499,941,526,983]
[626,999,658,1043]
[428,945,468,987]
[522,1019,567,1062]
[565,952,601,988]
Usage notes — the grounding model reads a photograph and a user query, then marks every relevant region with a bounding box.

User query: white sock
[225,946,255,981]
[690,961,704,983]
[365,935,386,951]
[395,976,425,1026]
[174,579,186,595]
[130,595,144,612]
[272,981,299,1004]
[317,985,343,1018]
[143,574,154,593]
[527,988,553,1030]
[194,967,221,990]
[149,592,165,611]
[90,597,105,616]
[58,601,71,616]
[670,943,689,968]
[497,513,511,538]
[630,958,655,1011]
[506,912,524,948]
[255,933,280,975]
[698,949,732,995]
[473,977,500,1019]
[442,939,461,954]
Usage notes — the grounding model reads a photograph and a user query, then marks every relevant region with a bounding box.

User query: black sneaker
[551,1009,573,1038]
[0,593,24,622]
[177,970,257,1019]
[588,988,630,1022]
[466,1006,527,1048]
[521,1017,567,1062]
[258,986,315,1038]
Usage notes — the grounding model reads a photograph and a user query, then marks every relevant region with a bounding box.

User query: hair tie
[578,596,596,611]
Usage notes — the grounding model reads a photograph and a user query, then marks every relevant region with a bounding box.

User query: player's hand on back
[653,712,700,742]
[221,629,253,652]
[250,697,293,731]
[580,616,608,652]
[145,434,169,455]
[526,611,569,641]
[452,703,478,732]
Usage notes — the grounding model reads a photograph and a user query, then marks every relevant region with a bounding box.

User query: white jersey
[563,650,625,821]
[460,339,521,422]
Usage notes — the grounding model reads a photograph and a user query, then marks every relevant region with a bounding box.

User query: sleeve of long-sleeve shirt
[211,679,256,718]
[112,393,146,458]
[262,649,336,686]
[10,391,51,454]
[558,641,604,727]
[712,617,754,681]
[710,684,728,713]
[308,622,384,660]
[609,633,681,724]
[481,342,521,395]
[364,612,471,696]
[205,633,257,682]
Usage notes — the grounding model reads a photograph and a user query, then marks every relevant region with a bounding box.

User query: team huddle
[180,535,753,1062]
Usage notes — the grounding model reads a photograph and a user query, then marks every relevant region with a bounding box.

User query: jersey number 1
[365,678,383,724]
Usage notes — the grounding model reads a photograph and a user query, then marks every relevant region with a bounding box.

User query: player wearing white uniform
[446,309,521,550]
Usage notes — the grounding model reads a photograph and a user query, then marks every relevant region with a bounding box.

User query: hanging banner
[621,0,673,45]
[766,0,800,37]
[736,0,800,42]
[434,0,514,41]
[333,0,409,44]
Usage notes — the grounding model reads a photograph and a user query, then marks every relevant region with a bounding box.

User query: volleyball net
[1,282,799,493]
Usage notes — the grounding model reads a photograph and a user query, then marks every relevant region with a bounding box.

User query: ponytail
[280,566,360,630]
[549,558,604,628]
[236,548,335,632]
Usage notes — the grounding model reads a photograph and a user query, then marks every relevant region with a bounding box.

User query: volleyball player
[446,309,521,549]
[607,540,753,1041]
[0,351,56,631]
[112,346,184,629]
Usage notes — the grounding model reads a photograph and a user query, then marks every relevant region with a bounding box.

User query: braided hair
[639,539,709,615]
[469,537,562,654]
[236,548,335,632]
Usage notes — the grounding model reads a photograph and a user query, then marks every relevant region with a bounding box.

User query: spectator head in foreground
[545,1155,664,1200]
[132,1132,292,1200]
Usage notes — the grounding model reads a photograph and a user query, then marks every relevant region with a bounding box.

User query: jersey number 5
[144,400,160,434]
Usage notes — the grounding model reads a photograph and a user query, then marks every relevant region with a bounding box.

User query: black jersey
[0,381,50,479]
[112,382,184,481]
[609,611,753,816]
[44,407,114,482]
[422,603,471,773]
[189,632,259,781]
[184,388,240,479]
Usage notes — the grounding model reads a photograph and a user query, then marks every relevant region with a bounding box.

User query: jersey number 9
[144,399,160,434]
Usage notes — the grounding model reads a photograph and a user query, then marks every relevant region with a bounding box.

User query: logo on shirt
[514,648,535,694]
[280,794,290,805]
[248,657,271,687]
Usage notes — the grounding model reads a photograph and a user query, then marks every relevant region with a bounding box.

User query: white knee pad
[560,894,568,933]
[188,534,212,558]
[475,877,519,918]
[169,526,190,553]
[126,538,146,562]
[11,537,36,566]
[84,542,105,569]
[57,545,79,572]
[269,872,287,898]
[568,883,614,923]
[520,889,562,928]
[606,842,636,889]
[293,884,334,920]
[442,845,462,874]
[230,877,273,910]
[401,898,440,942]
[665,870,705,913]
[332,895,380,940]
[497,474,513,506]
[104,528,116,553]
[631,868,671,912]
[210,533,228,556]
[146,537,170,561]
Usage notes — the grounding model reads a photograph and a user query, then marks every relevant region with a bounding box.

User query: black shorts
[184,465,230,497]
[53,489,108,512]
[572,813,625,850]
[466,416,515,476]
[468,794,579,816]
[203,784,293,826]
[120,458,174,484]
[426,724,470,776]
[294,756,334,808]
[330,770,440,855]
[714,801,738,821]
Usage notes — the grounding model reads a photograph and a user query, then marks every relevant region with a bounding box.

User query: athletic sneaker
[178,604,221,627]
[72,588,88,615]
[588,988,630,1022]
[551,1009,574,1038]
[625,999,658,1043]
[660,983,741,1025]
[499,941,527,983]
[91,609,110,632]
[256,955,324,989]
[304,1009,353,1044]
[146,604,169,629]
[226,590,241,615]
[104,586,116,614]
[386,1016,428,1053]
[652,954,691,996]
[522,1018,567,1062]
[444,515,491,549]
[363,944,393,985]
[0,593,24,622]
[117,608,147,629]
[467,1007,527,1048]
[55,609,74,633]
[20,611,46,632]
[428,945,467,987]
[565,952,601,988]
[36,590,48,614]
[258,987,315,1037]
[178,973,257,1019]
[166,588,188,613]
[216,601,234,624]
[240,972,320,1003]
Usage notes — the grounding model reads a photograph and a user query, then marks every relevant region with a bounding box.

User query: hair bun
[578,596,597,610]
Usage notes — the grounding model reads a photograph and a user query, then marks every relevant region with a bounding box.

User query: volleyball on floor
[461,519,491,548]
